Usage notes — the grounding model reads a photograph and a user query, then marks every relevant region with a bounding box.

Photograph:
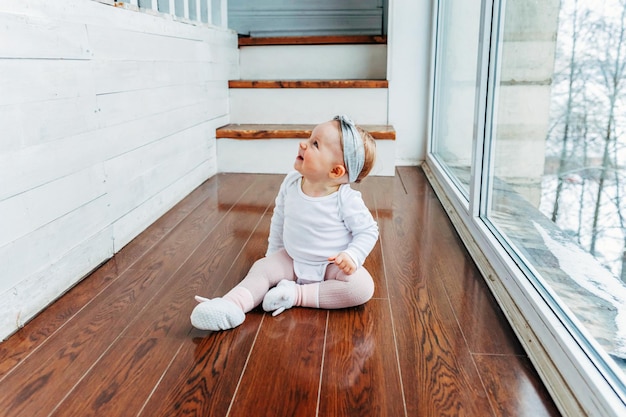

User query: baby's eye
[313,141,319,148]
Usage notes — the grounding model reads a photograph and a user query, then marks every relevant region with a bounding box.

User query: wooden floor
[0,167,561,417]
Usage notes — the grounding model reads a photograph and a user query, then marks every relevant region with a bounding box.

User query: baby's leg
[263,264,374,314]
[315,264,375,309]
[191,249,295,330]
[225,249,295,312]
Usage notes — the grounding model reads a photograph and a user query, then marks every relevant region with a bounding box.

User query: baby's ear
[330,165,347,179]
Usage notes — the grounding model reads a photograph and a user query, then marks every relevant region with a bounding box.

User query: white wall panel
[87,24,212,62]
[0,227,115,332]
[0,165,107,248]
[0,102,219,201]
[0,96,100,151]
[0,12,92,59]
[111,143,216,250]
[96,83,210,127]
[92,60,212,93]
[105,123,211,193]
[0,60,96,106]
[0,0,236,340]
[0,194,113,295]
[112,160,215,251]
[0,130,111,201]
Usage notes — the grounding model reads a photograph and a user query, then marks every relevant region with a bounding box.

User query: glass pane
[487,0,626,385]
[175,0,184,17]
[157,0,170,14]
[201,0,209,23]
[212,0,222,26]
[188,0,197,20]
[430,0,483,196]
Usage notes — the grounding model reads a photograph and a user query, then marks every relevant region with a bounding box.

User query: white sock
[190,296,245,331]
[262,280,297,316]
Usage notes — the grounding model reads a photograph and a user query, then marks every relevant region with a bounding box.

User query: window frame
[424,0,626,415]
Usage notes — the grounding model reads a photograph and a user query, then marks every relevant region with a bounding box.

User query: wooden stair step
[238,35,387,47]
[228,80,388,89]
[217,124,396,140]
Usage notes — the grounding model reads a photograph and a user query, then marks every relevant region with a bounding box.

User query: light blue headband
[334,115,364,183]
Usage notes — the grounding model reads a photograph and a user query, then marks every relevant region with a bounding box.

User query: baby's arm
[337,188,379,273]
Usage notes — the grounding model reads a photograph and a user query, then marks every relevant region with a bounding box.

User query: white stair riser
[229,88,388,124]
[217,138,395,176]
[239,44,387,80]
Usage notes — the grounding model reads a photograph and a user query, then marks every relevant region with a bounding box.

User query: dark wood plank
[0,260,120,379]
[0,268,169,417]
[49,336,182,417]
[228,308,327,417]
[354,177,393,300]
[474,353,561,417]
[436,239,526,356]
[50,181,272,415]
[136,211,274,416]
[396,168,526,356]
[126,174,252,275]
[122,174,280,340]
[136,315,264,417]
[228,80,388,89]
[358,170,394,222]
[238,35,387,46]
[381,167,495,416]
[208,210,275,301]
[320,300,405,417]
[216,124,396,140]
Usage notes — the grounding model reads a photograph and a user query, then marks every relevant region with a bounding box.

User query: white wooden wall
[0,0,238,340]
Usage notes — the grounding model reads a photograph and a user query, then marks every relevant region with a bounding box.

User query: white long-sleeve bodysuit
[266,171,379,283]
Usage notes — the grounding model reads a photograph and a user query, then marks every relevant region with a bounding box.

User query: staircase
[216,35,395,176]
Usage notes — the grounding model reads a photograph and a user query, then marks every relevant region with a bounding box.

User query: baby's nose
[299,141,307,149]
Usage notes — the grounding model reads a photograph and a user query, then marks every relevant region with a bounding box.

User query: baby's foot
[190,296,245,331]
[262,280,297,316]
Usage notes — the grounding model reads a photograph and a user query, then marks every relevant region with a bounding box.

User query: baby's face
[294,121,344,181]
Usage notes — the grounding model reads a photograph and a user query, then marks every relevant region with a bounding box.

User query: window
[430,0,482,198]
[428,0,626,415]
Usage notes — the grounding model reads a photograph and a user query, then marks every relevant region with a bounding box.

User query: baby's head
[333,115,377,183]
[296,116,376,184]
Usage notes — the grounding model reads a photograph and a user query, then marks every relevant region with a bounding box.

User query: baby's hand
[329,252,357,275]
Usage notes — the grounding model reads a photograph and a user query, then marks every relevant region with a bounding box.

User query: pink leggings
[224,249,375,313]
